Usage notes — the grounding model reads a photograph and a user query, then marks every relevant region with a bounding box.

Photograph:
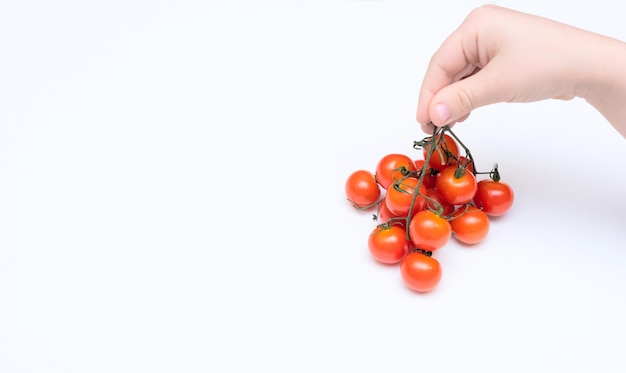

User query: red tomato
[345,170,381,209]
[422,134,459,171]
[377,199,407,229]
[385,177,427,218]
[473,179,514,216]
[450,205,490,244]
[414,159,427,172]
[436,165,477,205]
[413,159,438,189]
[400,251,442,293]
[368,225,409,264]
[375,154,417,190]
[408,210,451,251]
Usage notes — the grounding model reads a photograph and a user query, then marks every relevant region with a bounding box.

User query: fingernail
[434,104,450,124]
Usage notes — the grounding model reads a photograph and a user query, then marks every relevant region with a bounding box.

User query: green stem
[405,125,443,240]
[349,197,383,211]
[445,127,479,174]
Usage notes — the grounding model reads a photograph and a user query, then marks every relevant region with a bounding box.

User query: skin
[416,5,626,138]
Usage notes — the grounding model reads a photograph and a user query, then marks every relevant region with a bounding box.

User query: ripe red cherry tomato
[375,154,417,190]
[408,210,451,251]
[422,133,459,171]
[450,205,490,244]
[345,170,381,209]
[368,225,409,264]
[473,179,514,216]
[385,177,427,218]
[400,251,442,293]
[436,165,478,205]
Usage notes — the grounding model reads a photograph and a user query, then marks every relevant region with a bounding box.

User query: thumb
[428,67,504,127]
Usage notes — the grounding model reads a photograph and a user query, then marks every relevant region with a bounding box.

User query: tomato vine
[345,123,515,293]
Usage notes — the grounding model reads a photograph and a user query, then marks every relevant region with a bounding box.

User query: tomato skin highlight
[368,225,409,264]
[436,166,478,205]
[385,177,427,218]
[400,251,442,293]
[473,180,514,216]
[408,210,451,251]
[345,170,381,209]
[375,154,417,190]
[450,206,490,245]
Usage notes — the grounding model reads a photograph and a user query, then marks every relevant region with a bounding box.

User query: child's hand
[416,5,626,137]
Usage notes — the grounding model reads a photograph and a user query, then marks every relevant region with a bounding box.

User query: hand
[416,5,626,137]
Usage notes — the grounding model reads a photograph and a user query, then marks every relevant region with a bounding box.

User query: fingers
[416,19,486,129]
[416,5,513,131]
[428,63,510,126]
[417,5,620,134]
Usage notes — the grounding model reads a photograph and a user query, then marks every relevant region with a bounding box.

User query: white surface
[1,1,626,372]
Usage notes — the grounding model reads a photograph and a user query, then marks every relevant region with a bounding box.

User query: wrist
[577,35,626,136]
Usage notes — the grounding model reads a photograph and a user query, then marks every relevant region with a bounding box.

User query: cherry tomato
[473,179,514,216]
[422,133,459,171]
[385,177,427,218]
[450,205,490,245]
[424,188,455,217]
[368,225,409,264]
[400,251,442,293]
[377,199,407,229]
[375,154,417,190]
[408,210,451,251]
[345,170,381,209]
[413,159,438,189]
[436,165,477,205]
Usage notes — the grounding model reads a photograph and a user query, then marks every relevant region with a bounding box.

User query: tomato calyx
[411,247,433,257]
[391,179,413,195]
[453,166,467,179]
[394,165,413,180]
[490,163,502,182]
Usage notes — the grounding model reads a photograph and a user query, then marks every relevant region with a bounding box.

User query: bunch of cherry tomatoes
[345,126,514,293]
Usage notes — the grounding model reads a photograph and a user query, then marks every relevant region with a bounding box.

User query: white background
[2,1,626,372]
